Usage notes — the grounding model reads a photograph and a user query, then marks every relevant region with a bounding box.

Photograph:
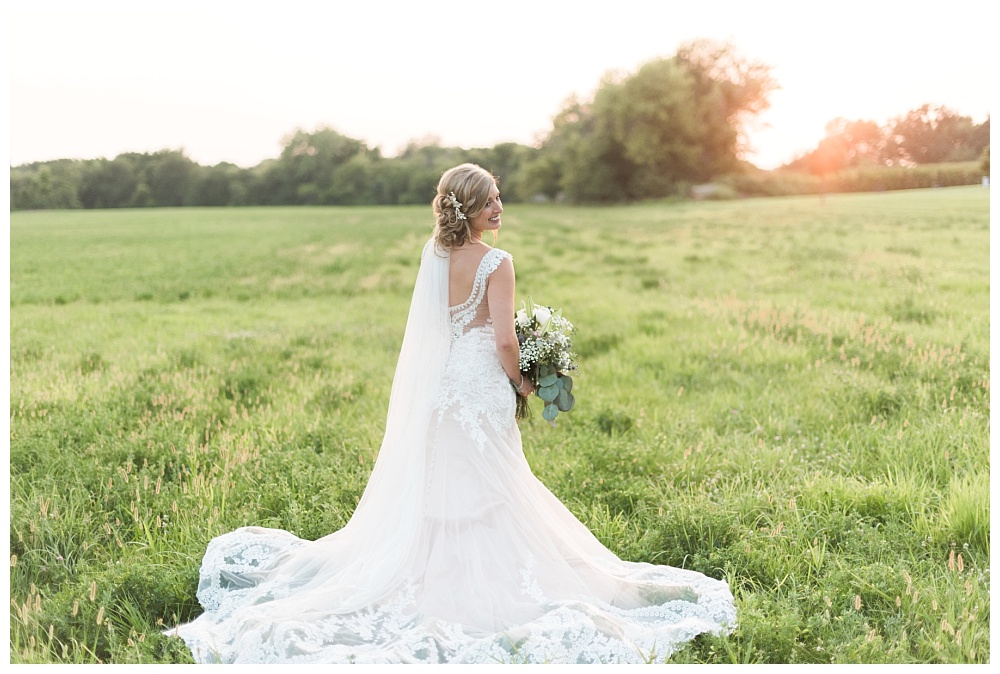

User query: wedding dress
[168,240,736,663]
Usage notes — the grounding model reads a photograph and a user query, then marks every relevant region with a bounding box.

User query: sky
[8,0,994,171]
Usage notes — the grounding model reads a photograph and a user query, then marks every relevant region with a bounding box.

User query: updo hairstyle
[432,163,498,250]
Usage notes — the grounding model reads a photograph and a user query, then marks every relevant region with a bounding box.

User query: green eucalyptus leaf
[542,404,559,421]
[561,391,576,411]
[538,374,558,388]
[555,389,570,411]
[556,389,576,412]
[554,377,565,389]
[560,375,573,393]
[538,384,559,402]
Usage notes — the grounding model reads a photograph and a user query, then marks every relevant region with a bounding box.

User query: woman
[168,164,736,663]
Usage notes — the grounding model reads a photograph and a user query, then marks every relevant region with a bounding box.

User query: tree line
[10,40,989,211]
[9,139,540,211]
[780,105,989,176]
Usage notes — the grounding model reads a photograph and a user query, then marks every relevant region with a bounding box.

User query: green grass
[9,187,989,663]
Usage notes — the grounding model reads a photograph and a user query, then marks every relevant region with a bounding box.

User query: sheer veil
[331,236,451,576]
[192,239,451,621]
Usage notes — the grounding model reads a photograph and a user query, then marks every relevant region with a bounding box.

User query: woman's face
[468,184,502,235]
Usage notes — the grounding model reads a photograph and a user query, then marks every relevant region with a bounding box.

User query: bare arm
[487,257,531,396]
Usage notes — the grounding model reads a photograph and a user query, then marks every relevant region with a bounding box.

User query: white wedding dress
[168,242,736,663]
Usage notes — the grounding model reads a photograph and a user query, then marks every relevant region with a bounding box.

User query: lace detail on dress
[432,247,517,452]
[432,326,517,453]
[172,527,735,663]
[195,527,305,618]
[519,553,547,603]
[449,248,511,341]
[501,560,736,664]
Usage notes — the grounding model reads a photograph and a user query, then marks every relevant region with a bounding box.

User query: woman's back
[448,244,491,306]
[447,244,509,336]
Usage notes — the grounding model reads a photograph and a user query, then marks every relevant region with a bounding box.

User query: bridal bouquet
[514,299,578,422]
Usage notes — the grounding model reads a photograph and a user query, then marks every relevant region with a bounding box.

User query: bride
[167,164,736,663]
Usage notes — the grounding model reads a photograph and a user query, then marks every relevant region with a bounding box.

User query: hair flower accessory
[448,192,467,221]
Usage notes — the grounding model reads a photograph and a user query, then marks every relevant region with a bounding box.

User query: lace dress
[167,246,736,663]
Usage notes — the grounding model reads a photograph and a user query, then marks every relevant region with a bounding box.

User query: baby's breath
[515,301,578,377]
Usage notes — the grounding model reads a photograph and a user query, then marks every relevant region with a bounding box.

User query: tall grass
[9,187,989,663]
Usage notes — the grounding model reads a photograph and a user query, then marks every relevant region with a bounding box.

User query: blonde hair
[432,163,498,249]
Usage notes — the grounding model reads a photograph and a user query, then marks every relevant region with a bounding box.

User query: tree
[392,140,468,204]
[79,156,140,208]
[465,142,537,202]
[783,118,898,176]
[968,117,990,156]
[326,152,377,205]
[891,105,982,164]
[192,162,249,206]
[783,105,990,175]
[532,41,776,201]
[674,39,776,166]
[270,127,369,204]
[981,146,990,177]
[10,160,83,210]
[598,61,704,195]
[146,150,197,206]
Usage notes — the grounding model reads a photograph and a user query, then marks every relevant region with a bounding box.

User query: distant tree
[783,106,989,175]
[890,105,983,164]
[79,156,140,208]
[674,39,776,168]
[516,96,584,200]
[827,118,897,166]
[595,60,703,196]
[392,140,468,204]
[146,150,198,206]
[326,152,378,205]
[981,146,990,176]
[245,158,282,205]
[968,117,990,155]
[783,118,898,176]
[516,151,563,201]
[192,162,249,206]
[75,150,198,207]
[256,127,371,204]
[465,142,537,202]
[532,40,776,201]
[10,160,83,210]
[543,91,629,202]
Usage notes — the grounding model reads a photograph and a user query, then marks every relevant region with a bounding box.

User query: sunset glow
[9,0,992,170]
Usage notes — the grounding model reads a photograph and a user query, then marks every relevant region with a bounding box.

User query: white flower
[533,306,551,325]
[516,308,529,327]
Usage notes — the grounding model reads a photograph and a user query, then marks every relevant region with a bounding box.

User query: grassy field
[9,187,990,663]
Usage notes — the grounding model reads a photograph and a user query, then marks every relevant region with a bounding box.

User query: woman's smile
[470,185,503,233]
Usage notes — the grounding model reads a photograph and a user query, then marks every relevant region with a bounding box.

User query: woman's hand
[511,375,533,397]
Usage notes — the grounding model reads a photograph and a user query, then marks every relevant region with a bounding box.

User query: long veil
[309,237,451,598]
[184,239,450,629]
[318,236,452,593]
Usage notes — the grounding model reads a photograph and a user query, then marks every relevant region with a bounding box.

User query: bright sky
[8,0,993,170]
